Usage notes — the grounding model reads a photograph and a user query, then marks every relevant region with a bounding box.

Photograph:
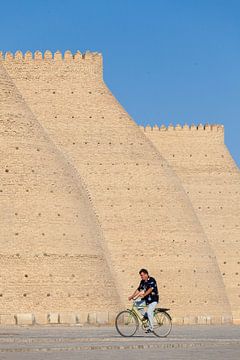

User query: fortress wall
[0,63,120,315]
[1,51,232,318]
[141,124,240,320]
[0,50,102,78]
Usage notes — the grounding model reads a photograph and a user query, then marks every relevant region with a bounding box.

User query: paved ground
[0,325,239,359]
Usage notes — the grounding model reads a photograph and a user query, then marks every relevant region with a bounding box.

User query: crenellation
[212,124,224,132]
[140,123,225,136]
[82,51,103,69]
[183,124,190,130]
[64,50,73,61]
[145,124,152,132]
[153,125,160,131]
[160,124,167,131]
[73,50,82,61]
[54,50,62,60]
[15,50,23,60]
[34,50,43,60]
[5,51,13,60]
[83,50,101,60]
[175,124,182,131]
[0,50,102,63]
[204,123,211,131]
[44,50,52,60]
[24,51,33,60]
[0,50,103,77]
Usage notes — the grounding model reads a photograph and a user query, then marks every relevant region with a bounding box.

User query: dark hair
[139,268,149,275]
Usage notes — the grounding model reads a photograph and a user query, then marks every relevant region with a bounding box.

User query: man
[128,268,159,333]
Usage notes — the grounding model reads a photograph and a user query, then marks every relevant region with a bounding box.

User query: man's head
[139,268,149,281]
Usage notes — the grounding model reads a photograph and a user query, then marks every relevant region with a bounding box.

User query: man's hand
[129,289,141,301]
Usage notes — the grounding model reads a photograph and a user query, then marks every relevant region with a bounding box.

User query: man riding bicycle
[128,268,159,333]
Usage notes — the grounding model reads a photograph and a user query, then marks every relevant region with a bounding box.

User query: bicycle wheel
[115,310,139,337]
[152,311,172,337]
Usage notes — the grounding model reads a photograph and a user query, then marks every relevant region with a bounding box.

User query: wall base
[0,312,236,326]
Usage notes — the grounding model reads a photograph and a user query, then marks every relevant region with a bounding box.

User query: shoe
[145,329,153,334]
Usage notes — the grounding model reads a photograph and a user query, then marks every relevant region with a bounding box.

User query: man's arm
[128,289,141,301]
[139,287,153,298]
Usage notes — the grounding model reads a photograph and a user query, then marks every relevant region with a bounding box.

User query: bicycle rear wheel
[152,311,172,337]
[115,310,139,337]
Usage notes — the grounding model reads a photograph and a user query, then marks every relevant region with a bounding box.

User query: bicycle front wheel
[152,311,172,337]
[115,310,139,337]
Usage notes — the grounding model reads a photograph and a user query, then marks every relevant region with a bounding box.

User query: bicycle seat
[155,308,170,312]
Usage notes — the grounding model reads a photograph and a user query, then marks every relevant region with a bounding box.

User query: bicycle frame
[127,301,147,324]
[127,302,172,325]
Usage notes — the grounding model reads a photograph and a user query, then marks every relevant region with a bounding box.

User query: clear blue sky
[1,0,239,166]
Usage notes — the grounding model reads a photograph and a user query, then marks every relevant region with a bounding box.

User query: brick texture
[0,50,237,322]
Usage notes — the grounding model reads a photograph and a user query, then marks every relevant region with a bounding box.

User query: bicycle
[115,300,172,337]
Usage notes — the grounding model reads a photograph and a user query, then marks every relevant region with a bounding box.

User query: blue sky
[1,0,239,166]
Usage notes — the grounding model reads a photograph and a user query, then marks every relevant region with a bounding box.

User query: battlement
[139,123,224,133]
[139,123,225,144]
[0,50,103,78]
[0,50,102,62]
